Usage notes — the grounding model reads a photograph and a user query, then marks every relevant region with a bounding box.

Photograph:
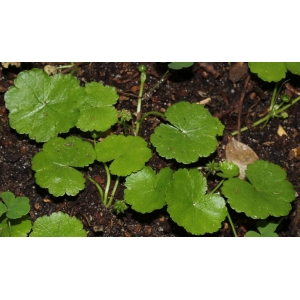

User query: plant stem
[107,176,120,207]
[147,69,169,96]
[209,179,224,194]
[103,162,111,206]
[135,71,147,136]
[227,211,238,237]
[7,219,12,237]
[88,177,104,203]
[231,95,300,136]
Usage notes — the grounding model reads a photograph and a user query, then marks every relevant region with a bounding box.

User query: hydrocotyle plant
[3,65,297,236]
[231,63,300,135]
[0,192,32,237]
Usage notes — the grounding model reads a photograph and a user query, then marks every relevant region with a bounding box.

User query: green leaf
[95,135,152,176]
[32,136,96,197]
[217,161,239,178]
[76,82,119,132]
[30,212,87,237]
[248,62,287,82]
[124,167,173,213]
[4,69,85,142]
[222,160,295,219]
[166,168,227,235]
[0,215,32,237]
[0,191,30,219]
[168,62,194,70]
[284,62,300,76]
[150,101,224,163]
[0,202,7,218]
[245,220,279,237]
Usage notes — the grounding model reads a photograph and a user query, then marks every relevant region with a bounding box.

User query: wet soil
[1,62,300,237]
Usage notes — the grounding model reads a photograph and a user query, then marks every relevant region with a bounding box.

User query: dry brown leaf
[225,136,259,179]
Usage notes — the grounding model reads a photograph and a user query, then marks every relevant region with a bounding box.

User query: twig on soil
[285,82,300,95]
[199,62,220,78]
[237,75,251,141]
[113,72,139,84]
[60,62,85,74]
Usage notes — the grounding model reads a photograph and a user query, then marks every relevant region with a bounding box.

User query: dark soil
[1,62,300,237]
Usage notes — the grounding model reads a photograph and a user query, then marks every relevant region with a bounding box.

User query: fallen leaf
[225,136,259,179]
[277,125,288,137]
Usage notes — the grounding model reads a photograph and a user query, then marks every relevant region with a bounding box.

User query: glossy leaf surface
[4,69,85,142]
[32,136,96,196]
[150,101,224,163]
[166,168,227,235]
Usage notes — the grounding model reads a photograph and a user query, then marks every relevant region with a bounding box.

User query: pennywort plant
[232,62,300,135]
[4,65,296,236]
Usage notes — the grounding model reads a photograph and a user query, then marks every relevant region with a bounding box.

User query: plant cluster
[0,192,86,237]
[3,63,298,236]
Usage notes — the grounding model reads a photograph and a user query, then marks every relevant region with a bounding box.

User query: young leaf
[32,136,96,197]
[245,220,279,237]
[150,101,224,164]
[76,82,119,132]
[168,62,194,70]
[0,215,32,237]
[4,69,85,142]
[222,160,295,219]
[30,212,87,237]
[0,191,30,219]
[95,135,152,176]
[217,161,239,178]
[166,168,227,235]
[124,166,173,213]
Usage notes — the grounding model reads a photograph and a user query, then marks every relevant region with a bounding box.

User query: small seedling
[0,192,31,237]
[245,219,283,237]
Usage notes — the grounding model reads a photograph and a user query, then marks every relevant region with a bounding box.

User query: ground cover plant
[0,63,296,235]
[2,62,299,237]
[0,191,86,236]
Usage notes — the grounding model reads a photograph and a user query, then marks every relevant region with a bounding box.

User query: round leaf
[150,101,224,163]
[284,62,300,76]
[95,135,152,176]
[4,69,86,142]
[248,62,287,82]
[0,216,32,237]
[76,82,119,132]
[0,192,30,219]
[222,160,295,219]
[124,167,173,213]
[30,212,87,237]
[32,136,96,196]
[166,168,227,235]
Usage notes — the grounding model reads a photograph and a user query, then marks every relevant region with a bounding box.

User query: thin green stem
[231,95,300,136]
[7,219,12,237]
[107,176,120,207]
[148,69,169,95]
[103,162,111,206]
[209,179,224,194]
[135,111,166,135]
[88,177,104,203]
[227,211,238,237]
[137,72,146,114]
[135,71,147,136]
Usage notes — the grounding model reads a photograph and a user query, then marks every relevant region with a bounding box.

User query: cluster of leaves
[3,67,297,236]
[0,192,86,237]
[124,159,295,235]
